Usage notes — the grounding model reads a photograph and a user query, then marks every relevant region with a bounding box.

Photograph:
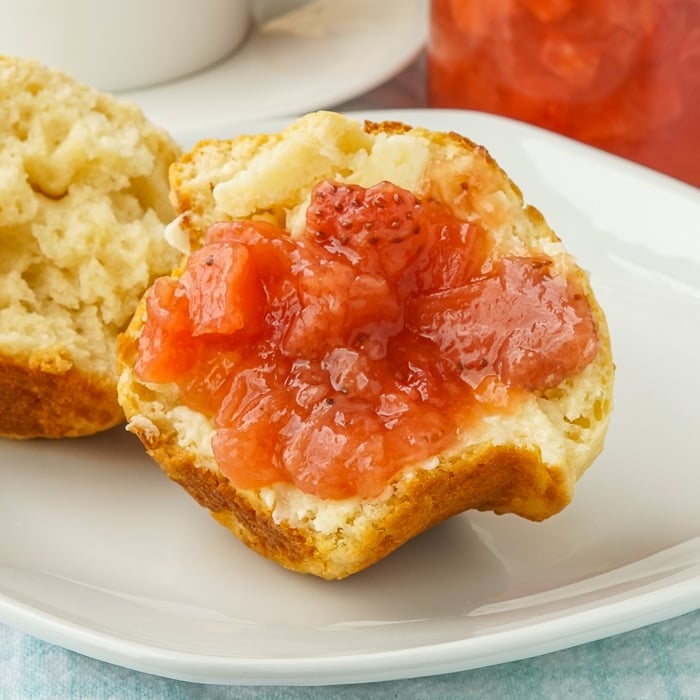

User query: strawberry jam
[135,180,599,499]
[428,0,700,187]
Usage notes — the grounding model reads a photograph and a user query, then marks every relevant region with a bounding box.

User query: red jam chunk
[135,180,600,499]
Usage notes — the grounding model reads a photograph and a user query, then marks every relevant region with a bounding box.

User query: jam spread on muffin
[135,180,599,499]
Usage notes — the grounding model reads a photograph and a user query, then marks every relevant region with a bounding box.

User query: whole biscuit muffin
[117,112,615,579]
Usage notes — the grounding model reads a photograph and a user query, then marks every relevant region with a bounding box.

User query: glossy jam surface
[136,180,599,499]
[428,0,700,187]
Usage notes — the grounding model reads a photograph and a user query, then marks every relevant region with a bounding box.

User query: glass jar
[428,0,700,188]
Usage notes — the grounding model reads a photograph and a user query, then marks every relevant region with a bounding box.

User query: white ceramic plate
[1,109,699,686]
[118,0,428,133]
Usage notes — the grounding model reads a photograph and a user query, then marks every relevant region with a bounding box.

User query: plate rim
[2,571,698,685]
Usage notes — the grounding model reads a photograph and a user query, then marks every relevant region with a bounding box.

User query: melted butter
[164,214,190,255]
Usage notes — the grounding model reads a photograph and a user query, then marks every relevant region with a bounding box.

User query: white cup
[0,0,252,92]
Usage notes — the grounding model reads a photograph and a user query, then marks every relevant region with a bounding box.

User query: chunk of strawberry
[178,242,265,338]
[135,277,195,383]
[410,257,599,390]
[306,180,425,280]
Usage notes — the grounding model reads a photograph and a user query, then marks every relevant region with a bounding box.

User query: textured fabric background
[2,610,699,699]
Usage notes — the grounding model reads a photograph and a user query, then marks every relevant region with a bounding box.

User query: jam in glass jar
[428,0,700,188]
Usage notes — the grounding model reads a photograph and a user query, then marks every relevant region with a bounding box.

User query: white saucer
[119,0,428,133]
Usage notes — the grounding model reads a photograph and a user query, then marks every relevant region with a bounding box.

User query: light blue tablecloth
[2,610,699,699]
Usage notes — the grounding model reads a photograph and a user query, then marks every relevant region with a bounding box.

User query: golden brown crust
[194,445,565,579]
[0,353,123,439]
[118,111,615,579]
